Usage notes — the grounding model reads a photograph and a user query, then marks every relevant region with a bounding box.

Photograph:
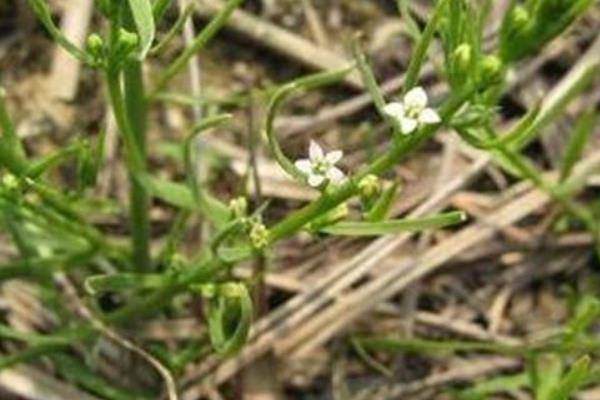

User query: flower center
[312,159,330,175]
[405,104,423,119]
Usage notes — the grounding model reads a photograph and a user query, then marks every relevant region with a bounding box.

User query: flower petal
[404,86,428,108]
[325,150,343,164]
[419,108,441,124]
[295,159,312,174]
[399,116,418,134]
[309,140,324,161]
[326,167,345,183]
[308,173,325,187]
[382,102,405,119]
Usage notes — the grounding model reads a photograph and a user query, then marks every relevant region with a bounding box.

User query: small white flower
[382,86,441,135]
[295,140,345,187]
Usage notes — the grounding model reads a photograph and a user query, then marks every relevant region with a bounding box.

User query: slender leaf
[153,0,173,21]
[85,273,168,294]
[559,111,596,181]
[530,353,564,400]
[136,173,196,210]
[352,39,386,115]
[549,355,590,400]
[127,0,156,59]
[153,0,244,93]
[403,0,450,92]
[150,3,194,55]
[321,211,466,236]
[27,0,91,63]
[184,114,233,227]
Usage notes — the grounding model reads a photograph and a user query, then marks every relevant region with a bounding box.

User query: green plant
[0,0,597,398]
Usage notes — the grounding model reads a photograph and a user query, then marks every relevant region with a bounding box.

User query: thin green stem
[0,88,28,174]
[125,70,151,271]
[106,68,150,271]
[268,86,473,242]
[151,0,243,95]
[497,144,598,237]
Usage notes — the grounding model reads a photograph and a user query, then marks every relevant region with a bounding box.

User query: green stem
[106,68,150,271]
[125,66,151,272]
[268,87,472,242]
[497,144,598,237]
[0,88,28,174]
[151,0,243,95]
[123,9,151,272]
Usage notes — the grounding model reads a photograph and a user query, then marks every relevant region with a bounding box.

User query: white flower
[295,140,345,187]
[382,86,441,135]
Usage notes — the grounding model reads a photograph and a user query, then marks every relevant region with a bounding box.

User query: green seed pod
[249,222,269,250]
[499,5,532,62]
[510,5,530,30]
[478,55,504,84]
[358,174,381,201]
[453,43,472,73]
[228,196,248,220]
[110,29,139,68]
[86,33,105,67]
[1,173,19,190]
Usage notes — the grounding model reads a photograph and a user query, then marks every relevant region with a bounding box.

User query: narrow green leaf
[549,355,590,400]
[27,0,91,64]
[136,173,195,209]
[403,0,450,92]
[153,0,173,21]
[530,354,564,400]
[395,0,421,40]
[153,0,244,93]
[26,141,83,178]
[150,3,194,56]
[352,39,386,115]
[456,373,529,400]
[184,114,233,227]
[0,88,26,161]
[320,211,466,236]
[355,336,522,356]
[127,0,156,59]
[85,273,167,294]
[559,111,596,182]
[563,296,600,343]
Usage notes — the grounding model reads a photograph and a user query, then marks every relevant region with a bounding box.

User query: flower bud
[228,196,248,219]
[196,283,217,299]
[86,33,105,66]
[500,5,532,62]
[249,222,269,250]
[2,173,19,190]
[110,29,139,67]
[510,5,530,31]
[453,43,472,72]
[478,55,504,84]
[358,174,381,200]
